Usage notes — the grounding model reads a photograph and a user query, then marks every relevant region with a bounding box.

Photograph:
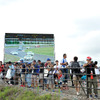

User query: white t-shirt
[53,65,62,74]
[54,65,62,69]
[95,68,100,75]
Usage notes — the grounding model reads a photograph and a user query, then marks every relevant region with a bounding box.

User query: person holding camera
[45,58,54,91]
[83,57,98,99]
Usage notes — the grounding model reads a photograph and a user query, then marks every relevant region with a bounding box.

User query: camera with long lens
[91,61,98,66]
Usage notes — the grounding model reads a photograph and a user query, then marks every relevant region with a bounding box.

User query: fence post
[43,66,44,90]
[86,67,89,98]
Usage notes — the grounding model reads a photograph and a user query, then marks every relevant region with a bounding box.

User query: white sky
[0,0,100,65]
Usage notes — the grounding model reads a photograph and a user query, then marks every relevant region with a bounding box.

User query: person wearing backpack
[71,56,81,96]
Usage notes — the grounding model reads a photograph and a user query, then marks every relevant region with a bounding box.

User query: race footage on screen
[4,33,55,63]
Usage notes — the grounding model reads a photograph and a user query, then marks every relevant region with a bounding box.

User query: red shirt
[58,74,62,79]
[0,65,4,72]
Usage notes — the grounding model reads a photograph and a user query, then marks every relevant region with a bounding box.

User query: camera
[91,61,98,66]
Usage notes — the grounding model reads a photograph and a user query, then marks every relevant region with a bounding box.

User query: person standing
[43,58,51,88]
[20,60,26,87]
[83,57,98,99]
[45,58,54,91]
[38,60,44,87]
[71,56,81,96]
[58,69,64,93]
[0,61,4,78]
[13,62,20,85]
[5,61,13,85]
[53,60,61,88]
[69,61,74,87]
[60,54,68,85]
[26,63,32,88]
[31,60,40,88]
[46,60,54,92]
[3,62,9,82]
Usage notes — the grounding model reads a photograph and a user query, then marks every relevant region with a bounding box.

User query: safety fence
[0,64,100,99]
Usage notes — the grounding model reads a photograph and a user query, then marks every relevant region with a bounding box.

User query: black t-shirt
[39,63,44,73]
[26,66,32,74]
[21,64,26,74]
[85,64,96,77]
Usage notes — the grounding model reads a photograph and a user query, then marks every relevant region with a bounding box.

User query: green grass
[5,46,19,48]
[0,86,60,100]
[4,54,20,62]
[0,86,19,100]
[25,47,54,56]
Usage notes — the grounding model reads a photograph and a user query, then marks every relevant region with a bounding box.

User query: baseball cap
[87,56,92,60]
[20,59,24,63]
[20,59,23,61]
[28,62,31,64]
[47,58,51,61]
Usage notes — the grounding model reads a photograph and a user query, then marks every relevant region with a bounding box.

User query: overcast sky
[0,0,100,65]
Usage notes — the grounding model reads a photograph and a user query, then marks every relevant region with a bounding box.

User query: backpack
[71,61,81,75]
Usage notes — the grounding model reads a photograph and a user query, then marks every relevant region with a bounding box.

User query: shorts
[21,74,25,82]
[73,76,81,86]
[47,75,54,85]
[31,75,39,83]
[39,73,43,79]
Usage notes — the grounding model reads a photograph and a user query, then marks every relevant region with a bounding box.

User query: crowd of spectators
[0,54,100,99]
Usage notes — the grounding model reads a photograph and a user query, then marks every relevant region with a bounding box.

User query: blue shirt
[61,58,67,68]
[34,64,40,75]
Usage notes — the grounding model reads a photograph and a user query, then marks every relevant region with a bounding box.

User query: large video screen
[4,33,55,63]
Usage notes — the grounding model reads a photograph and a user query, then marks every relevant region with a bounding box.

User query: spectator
[53,60,61,88]
[38,60,44,87]
[60,54,68,90]
[94,62,100,88]
[13,63,20,85]
[20,60,26,87]
[69,61,74,87]
[31,63,34,88]
[0,61,4,72]
[58,69,64,92]
[44,58,52,88]
[46,59,54,92]
[3,62,9,83]
[71,56,81,96]
[10,62,15,85]
[60,54,68,84]
[31,60,40,88]
[83,57,98,99]
[26,63,32,88]
[5,61,13,85]
[0,61,4,78]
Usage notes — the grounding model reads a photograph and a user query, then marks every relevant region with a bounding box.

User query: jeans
[26,74,32,87]
[62,68,68,83]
